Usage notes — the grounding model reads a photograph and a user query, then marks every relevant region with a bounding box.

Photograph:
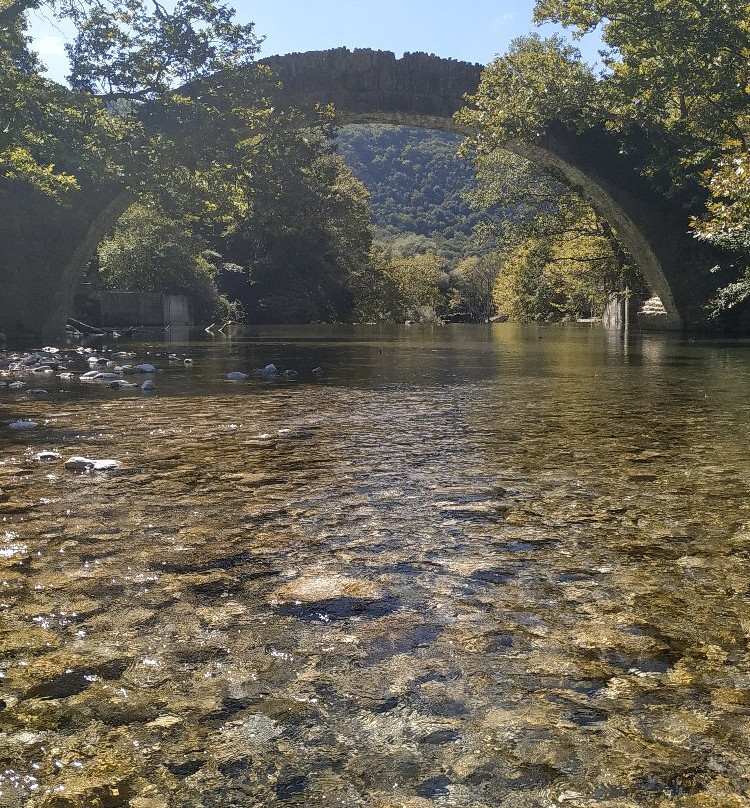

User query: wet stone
[275,596,400,622]
[270,573,383,603]
[422,729,461,745]
[165,758,205,778]
[275,775,308,800]
[20,657,128,700]
[416,774,453,798]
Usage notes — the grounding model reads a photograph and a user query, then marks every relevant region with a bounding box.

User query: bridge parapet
[262,48,481,124]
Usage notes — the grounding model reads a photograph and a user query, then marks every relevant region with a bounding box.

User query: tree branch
[0,0,39,28]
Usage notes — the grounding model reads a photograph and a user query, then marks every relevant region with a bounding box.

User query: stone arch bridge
[0,48,729,343]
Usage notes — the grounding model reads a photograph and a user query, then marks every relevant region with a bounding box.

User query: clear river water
[1,323,750,808]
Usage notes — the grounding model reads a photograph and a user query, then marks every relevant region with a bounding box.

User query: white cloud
[32,35,67,57]
[491,13,516,26]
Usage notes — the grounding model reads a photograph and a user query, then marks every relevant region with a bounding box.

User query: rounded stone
[270,573,382,604]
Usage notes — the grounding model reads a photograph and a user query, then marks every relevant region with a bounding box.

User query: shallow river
[2,324,750,808]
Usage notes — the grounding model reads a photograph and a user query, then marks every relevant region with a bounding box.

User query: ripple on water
[2,327,750,806]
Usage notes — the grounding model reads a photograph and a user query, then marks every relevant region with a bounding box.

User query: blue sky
[28,0,603,82]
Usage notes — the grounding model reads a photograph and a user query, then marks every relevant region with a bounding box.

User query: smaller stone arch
[0,182,130,344]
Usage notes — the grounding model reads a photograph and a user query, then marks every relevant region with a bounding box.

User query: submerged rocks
[271,574,383,603]
[35,451,61,462]
[108,379,139,389]
[269,573,396,621]
[9,419,38,430]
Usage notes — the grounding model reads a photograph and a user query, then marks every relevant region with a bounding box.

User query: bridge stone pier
[0,47,736,343]
[0,181,129,345]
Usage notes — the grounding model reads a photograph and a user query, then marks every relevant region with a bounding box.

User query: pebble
[136,364,157,373]
[262,364,278,377]
[141,379,156,391]
[227,371,249,380]
[36,451,61,461]
[9,419,39,430]
[109,380,138,389]
[26,389,49,398]
[64,456,120,472]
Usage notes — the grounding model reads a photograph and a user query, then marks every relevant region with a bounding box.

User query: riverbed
[1,324,750,807]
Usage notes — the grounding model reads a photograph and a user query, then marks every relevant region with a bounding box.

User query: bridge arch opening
[63,110,680,338]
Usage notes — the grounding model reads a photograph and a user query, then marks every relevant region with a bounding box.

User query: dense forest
[337,124,492,262]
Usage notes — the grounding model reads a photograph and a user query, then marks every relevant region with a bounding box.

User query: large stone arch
[0,47,731,343]
[262,48,729,330]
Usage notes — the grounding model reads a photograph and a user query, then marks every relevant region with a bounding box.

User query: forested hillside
[337,124,491,261]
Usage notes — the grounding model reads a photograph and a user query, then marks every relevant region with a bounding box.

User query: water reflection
[1,324,750,807]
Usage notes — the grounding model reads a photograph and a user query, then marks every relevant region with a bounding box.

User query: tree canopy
[0,0,273,224]
[461,1,749,244]
[456,0,750,317]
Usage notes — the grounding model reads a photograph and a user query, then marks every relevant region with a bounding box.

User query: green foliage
[348,248,403,323]
[693,148,750,256]
[449,253,502,321]
[493,238,556,321]
[533,0,750,175]
[468,148,641,321]
[97,203,231,321]
[459,0,750,309]
[0,0,131,197]
[492,229,618,323]
[63,0,261,100]
[535,0,750,288]
[456,34,598,149]
[463,0,750,258]
[337,124,493,262]
[0,0,270,229]
[705,273,750,320]
[220,129,375,324]
[379,252,450,322]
